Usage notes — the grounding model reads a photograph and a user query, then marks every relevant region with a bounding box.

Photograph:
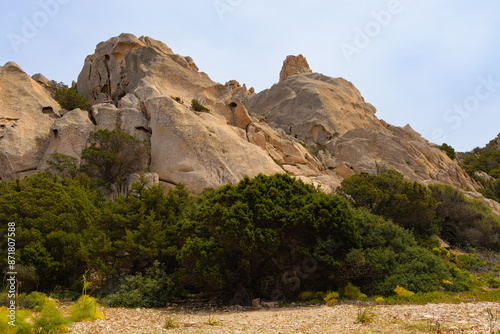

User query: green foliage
[69,295,104,322]
[0,173,103,291]
[342,282,366,300]
[0,307,33,334]
[45,80,90,111]
[177,174,361,302]
[170,96,183,104]
[297,291,326,302]
[439,143,456,160]
[45,153,78,178]
[338,170,438,234]
[323,291,339,306]
[164,316,179,329]
[356,306,376,324]
[460,136,500,179]
[459,136,500,203]
[81,129,150,184]
[340,210,451,296]
[394,285,415,298]
[19,292,48,311]
[102,262,181,308]
[429,183,500,249]
[191,98,210,112]
[33,299,70,333]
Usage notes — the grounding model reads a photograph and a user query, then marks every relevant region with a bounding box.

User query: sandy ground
[66,302,500,333]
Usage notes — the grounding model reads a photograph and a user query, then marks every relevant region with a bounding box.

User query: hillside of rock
[0,33,486,201]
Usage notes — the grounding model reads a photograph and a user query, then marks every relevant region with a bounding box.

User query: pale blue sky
[1,0,499,152]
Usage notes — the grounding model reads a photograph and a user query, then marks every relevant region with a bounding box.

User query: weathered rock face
[247,72,479,191]
[146,96,283,193]
[76,34,286,193]
[39,108,95,170]
[279,55,312,82]
[0,62,60,180]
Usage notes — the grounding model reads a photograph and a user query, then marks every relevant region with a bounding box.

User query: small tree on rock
[81,129,150,184]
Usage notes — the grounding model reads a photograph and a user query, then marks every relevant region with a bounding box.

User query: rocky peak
[279,54,312,82]
[225,80,255,101]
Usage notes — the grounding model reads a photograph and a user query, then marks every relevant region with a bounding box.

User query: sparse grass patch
[164,316,179,329]
[405,320,443,333]
[356,306,376,324]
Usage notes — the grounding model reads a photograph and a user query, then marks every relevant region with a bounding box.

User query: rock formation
[0,34,490,209]
[76,33,286,193]
[0,62,61,180]
[247,72,479,191]
[279,55,312,82]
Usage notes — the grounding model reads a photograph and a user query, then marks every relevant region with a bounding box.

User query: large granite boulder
[0,62,60,180]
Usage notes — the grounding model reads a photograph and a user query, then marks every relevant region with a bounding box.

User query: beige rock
[31,73,50,85]
[247,71,479,191]
[39,108,95,169]
[279,54,312,82]
[146,96,283,193]
[76,34,288,193]
[91,103,150,141]
[0,62,60,180]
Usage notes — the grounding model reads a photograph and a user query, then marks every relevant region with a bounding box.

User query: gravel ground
[66,302,500,333]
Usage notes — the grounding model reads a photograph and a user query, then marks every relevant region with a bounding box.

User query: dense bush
[337,170,438,234]
[45,80,90,111]
[0,173,103,291]
[429,183,500,249]
[177,174,361,303]
[339,210,451,296]
[439,143,456,160]
[102,262,181,308]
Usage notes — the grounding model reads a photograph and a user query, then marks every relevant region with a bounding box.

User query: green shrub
[394,285,414,298]
[177,174,361,303]
[439,143,456,160]
[429,183,500,249]
[103,263,180,308]
[45,80,90,111]
[0,307,33,334]
[19,291,48,311]
[33,299,70,333]
[81,129,150,184]
[297,291,325,302]
[324,291,339,306]
[340,210,451,296]
[70,295,104,322]
[338,170,438,234]
[342,282,366,300]
[191,98,210,112]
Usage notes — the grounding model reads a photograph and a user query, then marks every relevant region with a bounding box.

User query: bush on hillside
[337,170,439,234]
[339,210,451,296]
[429,183,500,249]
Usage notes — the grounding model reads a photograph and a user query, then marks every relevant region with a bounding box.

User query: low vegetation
[44,80,91,111]
[2,133,500,312]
